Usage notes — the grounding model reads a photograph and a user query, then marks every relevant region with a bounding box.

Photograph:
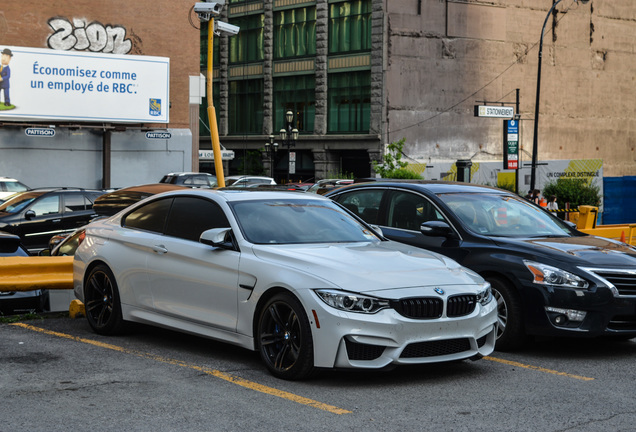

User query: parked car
[159,172,218,188]
[224,175,276,187]
[0,187,105,252]
[307,179,353,195]
[73,189,497,380]
[39,227,87,257]
[93,183,187,217]
[0,231,49,315]
[0,177,29,203]
[326,180,636,350]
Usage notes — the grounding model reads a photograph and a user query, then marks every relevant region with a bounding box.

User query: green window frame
[274,7,317,59]
[229,14,265,64]
[327,71,370,134]
[328,0,372,54]
[274,75,315,134]
[229,79,264,134]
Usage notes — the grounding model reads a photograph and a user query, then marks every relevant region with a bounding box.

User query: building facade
[205,0,635,187]
[0,1,202,189]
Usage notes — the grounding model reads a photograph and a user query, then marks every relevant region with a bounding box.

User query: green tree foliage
[542,178,601,209]
[372,138,421,179]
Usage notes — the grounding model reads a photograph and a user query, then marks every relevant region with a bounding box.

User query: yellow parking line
[485,355,594,381]
[10,322,352,415]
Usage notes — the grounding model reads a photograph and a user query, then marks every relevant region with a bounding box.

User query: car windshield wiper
[528,234,569,238]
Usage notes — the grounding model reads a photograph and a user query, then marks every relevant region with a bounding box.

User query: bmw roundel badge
[434,287,445,295]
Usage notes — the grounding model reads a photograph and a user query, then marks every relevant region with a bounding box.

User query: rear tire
[84,264,125,335]
[488,276,525,351]
[257,293,315,380]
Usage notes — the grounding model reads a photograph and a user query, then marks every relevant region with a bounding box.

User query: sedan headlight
[314,289,390,314]
[523,260,589,289]
[477,283,493,305]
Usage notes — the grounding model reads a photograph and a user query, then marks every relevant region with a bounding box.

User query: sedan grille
[392,297,443,319]
[588,269,636,296]
[400,338,471,358]
[447,295,477,317]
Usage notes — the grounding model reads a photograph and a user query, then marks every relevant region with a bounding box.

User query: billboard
[0,46,169,123]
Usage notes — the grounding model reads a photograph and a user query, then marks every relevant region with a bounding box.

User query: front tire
[84,264,125,335]
[257,293,315,380]
[488,276,525,351]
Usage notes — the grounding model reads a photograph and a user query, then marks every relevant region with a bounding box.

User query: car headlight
[523,260,589,289]
[314,289,390,314]
[477,282,493,305]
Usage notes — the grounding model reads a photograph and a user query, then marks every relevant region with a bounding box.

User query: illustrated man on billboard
[0,48,13,107]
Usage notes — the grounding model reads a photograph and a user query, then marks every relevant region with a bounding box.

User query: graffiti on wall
[47,17,140,55]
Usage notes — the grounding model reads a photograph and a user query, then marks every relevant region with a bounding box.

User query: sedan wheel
[84,264,125,335]
[257,293,314,380]
[487,276,525,351]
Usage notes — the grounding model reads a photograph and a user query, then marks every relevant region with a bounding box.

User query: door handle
[152,245,168,254]
[52,219,61,223]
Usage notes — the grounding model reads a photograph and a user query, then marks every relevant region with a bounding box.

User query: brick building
[207,0,635,187]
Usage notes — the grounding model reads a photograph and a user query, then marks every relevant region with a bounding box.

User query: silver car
[73,190,497,380]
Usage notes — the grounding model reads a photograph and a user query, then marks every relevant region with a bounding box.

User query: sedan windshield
[230,199,380,244]
[437,193,576,238]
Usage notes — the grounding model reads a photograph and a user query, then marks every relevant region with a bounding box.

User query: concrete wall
[385,0,636,178]
[0,127,192,189]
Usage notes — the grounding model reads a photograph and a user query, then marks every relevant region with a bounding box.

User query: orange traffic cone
[620,231,626,243]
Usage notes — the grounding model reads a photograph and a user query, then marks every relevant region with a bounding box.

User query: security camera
[215,20,240,36]
[194,2,223,14]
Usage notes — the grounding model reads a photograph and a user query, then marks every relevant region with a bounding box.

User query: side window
[336,190,383,225]
[387,191,441,231]
[123,198,173,233]
[85,192,102,209]
[30,195,61,216]
[64,194,86,212]
[164,196,230,242]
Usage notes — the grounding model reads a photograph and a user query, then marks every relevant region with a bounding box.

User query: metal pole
[208,19,226,187]
[530,0,562,193]
[515,88,520,195]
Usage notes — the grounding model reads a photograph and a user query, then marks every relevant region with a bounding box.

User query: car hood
[492,235,636,267]
[250,241,483,294]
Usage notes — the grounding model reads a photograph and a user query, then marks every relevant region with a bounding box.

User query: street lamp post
[264,134,278,179]
[279,110,299,184]
[530,0,589,193]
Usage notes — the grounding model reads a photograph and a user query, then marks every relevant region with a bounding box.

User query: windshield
[0,192,41,214]
[230,199,380,244]
[437,192,576,238]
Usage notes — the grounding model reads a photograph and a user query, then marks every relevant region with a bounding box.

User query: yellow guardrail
[0,256,74,292]
[574,205,636,245]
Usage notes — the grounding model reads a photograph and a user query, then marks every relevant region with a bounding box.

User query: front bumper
[306,291,498,369]
[522,280,636,338]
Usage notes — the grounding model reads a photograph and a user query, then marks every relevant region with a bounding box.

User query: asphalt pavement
[2,314,636,432]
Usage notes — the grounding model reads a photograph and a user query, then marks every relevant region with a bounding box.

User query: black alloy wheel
[488,276,525,351]
[257,293,314,380]
[84,264,125,335]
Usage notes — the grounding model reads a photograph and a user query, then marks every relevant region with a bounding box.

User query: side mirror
[420,221,458,239]
[25,210,36,220]
[369,224,384,238]
[200,227,235,250]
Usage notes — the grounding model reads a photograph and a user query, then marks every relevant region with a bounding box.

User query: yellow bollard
[69,299,85,319]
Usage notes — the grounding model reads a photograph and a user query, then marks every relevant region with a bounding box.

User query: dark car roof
[93,183,188,216]
[345,179,509,195]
